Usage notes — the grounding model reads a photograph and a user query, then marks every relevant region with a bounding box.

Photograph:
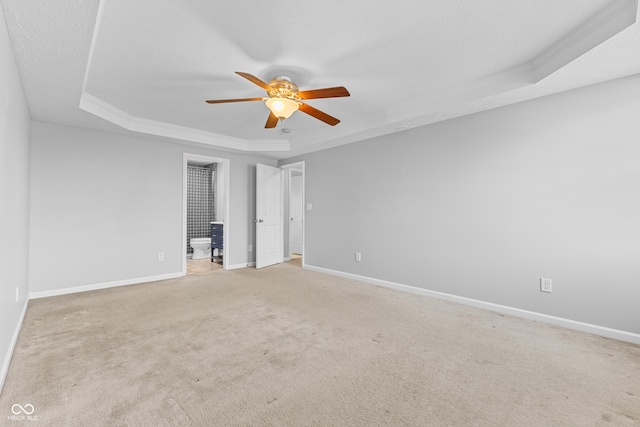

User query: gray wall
[0,4,31,390]
[29,121,276,294]
[283,74,640,335]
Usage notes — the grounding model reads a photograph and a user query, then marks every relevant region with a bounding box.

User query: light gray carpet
[1,261,639,426]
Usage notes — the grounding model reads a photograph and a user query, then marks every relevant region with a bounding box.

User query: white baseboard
[1,298,29,393]
[227,262,255,270]
[29,272,184,299]
[304,264,640,345]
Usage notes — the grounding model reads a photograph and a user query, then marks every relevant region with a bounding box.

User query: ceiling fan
[206,72,350,128]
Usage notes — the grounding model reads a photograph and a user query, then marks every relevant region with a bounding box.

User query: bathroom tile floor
[187,257,223,274]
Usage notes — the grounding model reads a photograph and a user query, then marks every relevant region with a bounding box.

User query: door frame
[182,153,230,274]
[280,161,305,267]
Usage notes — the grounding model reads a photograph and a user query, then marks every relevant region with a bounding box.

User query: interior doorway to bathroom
[182,153,230,275]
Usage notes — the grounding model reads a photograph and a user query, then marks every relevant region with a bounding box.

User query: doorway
[281,161,305,267]
[182,153,230,275]
[288,169,303,256]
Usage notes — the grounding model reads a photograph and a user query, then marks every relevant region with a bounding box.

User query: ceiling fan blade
[205,97,263,104]
[235,72,271,91]
[265,112,279,128]
[299,103,340,126]
[298,86,350,100]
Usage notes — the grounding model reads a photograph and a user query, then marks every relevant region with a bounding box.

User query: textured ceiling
[2,0,639,159]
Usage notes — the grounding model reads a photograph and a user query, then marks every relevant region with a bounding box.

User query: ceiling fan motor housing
[268,76,300,100]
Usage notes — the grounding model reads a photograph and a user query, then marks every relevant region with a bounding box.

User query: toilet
[190,238,211,260]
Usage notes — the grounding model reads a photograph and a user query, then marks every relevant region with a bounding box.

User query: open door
[256,163,283,269]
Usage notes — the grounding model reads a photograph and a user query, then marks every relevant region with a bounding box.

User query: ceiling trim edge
[308,0,638,140]
[79,93,291,151]
[530,0,638,82]
[79,0,290,152]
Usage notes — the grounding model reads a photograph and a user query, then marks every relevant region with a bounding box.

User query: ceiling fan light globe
[265,97,299,119]
[272,100,285,111]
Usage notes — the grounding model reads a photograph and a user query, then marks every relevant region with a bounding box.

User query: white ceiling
[2,0,639,159]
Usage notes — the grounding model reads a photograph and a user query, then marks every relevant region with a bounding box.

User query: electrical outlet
[158,252,164,261]
[355,252,362,262]
[248,244,253,252]
[306,203,313,211]
[540,278,552,293]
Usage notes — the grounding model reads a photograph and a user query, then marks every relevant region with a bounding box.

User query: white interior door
[290,174,303,255]
[256,163,283,269]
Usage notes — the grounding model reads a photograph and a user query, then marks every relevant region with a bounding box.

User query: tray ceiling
[2,0,639,158]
